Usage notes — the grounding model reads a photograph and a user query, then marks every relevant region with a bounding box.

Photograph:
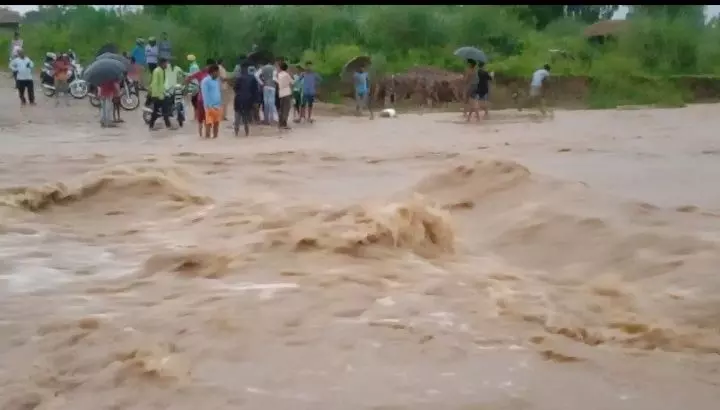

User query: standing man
[158,32,172,61]
[300,61,321,123]
[233,61,260,137]
[145,37,159,74]
[259,62,277,125]
[475,61,493,121]
[276,62,293,130]
[148,58,173,131]
[130,38,146,89]
[52,53,71,107]
[353,65,373,119]
[9,31,23,88]
[10,49,35,106]
[200,64,223,139]
[527,64,552,118]
[217,58,230,121]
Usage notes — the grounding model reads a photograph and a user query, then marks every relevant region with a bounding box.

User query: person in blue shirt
[130,38,147,89]
[200,64,222,139]
[353,66,373,119]
[300,60,322,123]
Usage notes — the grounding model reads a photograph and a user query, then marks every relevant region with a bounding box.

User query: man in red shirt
[98,80,119,128]
[53,54,71,107]
[184,58,215,138]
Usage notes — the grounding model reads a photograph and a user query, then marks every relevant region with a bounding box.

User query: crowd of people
[7,30,554,135]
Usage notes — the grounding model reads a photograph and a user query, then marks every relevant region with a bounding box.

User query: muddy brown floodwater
[1,78,720,410]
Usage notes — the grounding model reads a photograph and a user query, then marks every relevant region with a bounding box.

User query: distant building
[0,8,21,33]
[583,19,628,45]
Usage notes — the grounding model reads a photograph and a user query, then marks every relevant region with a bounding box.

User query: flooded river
[1,81,719,409]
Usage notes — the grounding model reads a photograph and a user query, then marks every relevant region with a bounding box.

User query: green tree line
[3,5,719,107]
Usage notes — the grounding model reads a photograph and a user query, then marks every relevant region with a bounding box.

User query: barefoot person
[98,79,117,128]
[217,58,230,121]
[52,53,71,107]
[300,61,321,123]
[463,59,481,122]
[475,61,493,121]
[200,64,222,139]
[184,58,215,138]
[276,62,293,130]
[9,49,35,106]
[292,66,304,122]
[353,65,373,119]
[528,64,552,117]
[233,61,260,137]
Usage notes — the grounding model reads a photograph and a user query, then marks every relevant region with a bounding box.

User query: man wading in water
[526,64,553,118]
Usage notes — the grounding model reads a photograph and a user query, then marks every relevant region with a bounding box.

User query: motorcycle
[88,76,141,111]
[40,54,89,99]
[142,84,187,127]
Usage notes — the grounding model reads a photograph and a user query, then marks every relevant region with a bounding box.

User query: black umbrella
[96,52,131,69]
[95,43,119,58]
[83,59,126,86]
[343,56,371,74]
[453,46,488,63]
[247,49,274,66]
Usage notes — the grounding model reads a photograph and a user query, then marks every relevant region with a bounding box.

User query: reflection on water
[0,86,719,409]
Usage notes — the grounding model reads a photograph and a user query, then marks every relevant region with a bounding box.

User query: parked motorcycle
[40,53,89,99]
[142,84,187,127]
[88,76,140,111]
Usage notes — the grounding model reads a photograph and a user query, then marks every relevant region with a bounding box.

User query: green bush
[4,5,719,108]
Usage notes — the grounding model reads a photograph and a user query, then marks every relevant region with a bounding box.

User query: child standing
[200,64,222,139]
[98,79,117,128]
[112,80,123,123]
[292,67,304,123]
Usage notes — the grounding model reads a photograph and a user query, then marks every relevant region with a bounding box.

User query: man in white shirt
[527,64,552,117]
[9,49,35,106]
[276,62,293,129]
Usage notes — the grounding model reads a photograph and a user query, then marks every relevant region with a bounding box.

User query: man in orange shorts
[199,64,222,139]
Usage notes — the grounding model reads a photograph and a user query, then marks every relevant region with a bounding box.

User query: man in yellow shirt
[148,58,174,131]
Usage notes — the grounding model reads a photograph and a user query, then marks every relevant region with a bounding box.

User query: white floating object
[379,108,397,118]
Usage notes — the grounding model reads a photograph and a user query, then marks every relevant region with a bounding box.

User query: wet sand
[1,80,719,409]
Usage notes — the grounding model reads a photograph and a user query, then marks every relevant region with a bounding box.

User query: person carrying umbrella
[463,59,481,122]
[148,57,173,131]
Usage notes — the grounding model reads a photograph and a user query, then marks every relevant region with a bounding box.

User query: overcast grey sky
[6,5,720,20]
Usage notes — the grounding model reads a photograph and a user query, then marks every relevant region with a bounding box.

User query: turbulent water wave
[2,116,720,409]
[0,165,210,212]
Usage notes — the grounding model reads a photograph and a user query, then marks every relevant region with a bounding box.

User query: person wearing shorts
[528,64,552,117]
[200,64,222,139]
[353,66,373,119]
[52,54,71,107]
[475,61,493,121]
[292,67,304,122]
[300,61,321,123]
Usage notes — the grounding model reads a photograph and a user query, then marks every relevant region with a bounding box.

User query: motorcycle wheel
[177,107,185,128]
[142,109,153,125]
[120,92,140,111]
[89,95,101,108]
[69,80,89,99]
[42,85,55,98]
